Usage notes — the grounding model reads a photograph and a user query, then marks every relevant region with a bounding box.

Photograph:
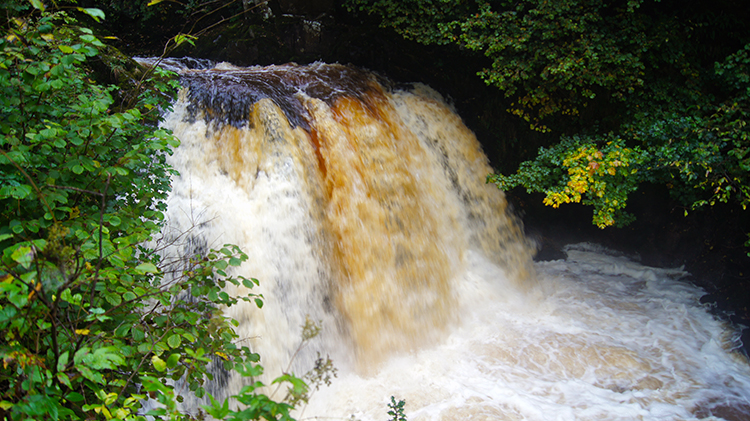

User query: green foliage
[352,0,749,247]
[347,0,673,131]
[490,43,750,230]
[386,396,406,421]
[200,377,295,421]
[489,135,645,228]
[0,2,309,420]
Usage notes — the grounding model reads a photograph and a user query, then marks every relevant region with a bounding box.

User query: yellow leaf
[104,392,118,405]
[27,281,42,300]
[75,329,90,335]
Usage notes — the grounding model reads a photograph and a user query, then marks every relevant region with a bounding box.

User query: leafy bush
[0,2,304,419]
[490,43,750,231]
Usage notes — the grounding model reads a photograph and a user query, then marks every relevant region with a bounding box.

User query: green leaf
[57,351,69,372]
[84,346,125,370]
[114,325,131,338]
[132,327,145,341]
[152,355,167,372]
[104,292,122,306]
[28,0,45,11]
[10,221,23,234]
[173,34,197,48]
[167,334,181,349]
[77,7,106,22]
[166,353,181,368]
[77,365,105,384]
[135,262,159,274]
[57,372,72,388]
[10,246,33,269]
[0,184,32,200]
[66,392,84,403]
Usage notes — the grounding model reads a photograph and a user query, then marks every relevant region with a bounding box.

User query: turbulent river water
[152,59,750,420]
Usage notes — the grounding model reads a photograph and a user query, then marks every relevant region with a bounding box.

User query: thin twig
[88,174,111,307]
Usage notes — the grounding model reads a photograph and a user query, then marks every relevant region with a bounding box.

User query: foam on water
[303,245,750,420]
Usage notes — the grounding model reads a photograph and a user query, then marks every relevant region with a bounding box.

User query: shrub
[0,2,301,419]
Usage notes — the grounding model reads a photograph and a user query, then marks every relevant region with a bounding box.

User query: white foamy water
[302,244,750,420]
[157,62,750,420]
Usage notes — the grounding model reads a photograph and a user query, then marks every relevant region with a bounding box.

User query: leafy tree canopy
[348,0,750,244]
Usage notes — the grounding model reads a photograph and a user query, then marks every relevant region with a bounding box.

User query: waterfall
[157,61,750,420]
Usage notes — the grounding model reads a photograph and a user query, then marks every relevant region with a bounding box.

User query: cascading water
[155,60,750,420]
